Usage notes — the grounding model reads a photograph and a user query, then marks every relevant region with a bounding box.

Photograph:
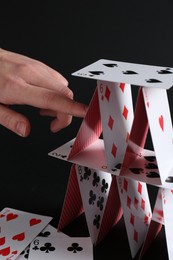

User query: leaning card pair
[28,236,93,259]
[0,208,52,259]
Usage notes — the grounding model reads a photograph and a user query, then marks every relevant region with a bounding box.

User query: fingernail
[16,122,26,137]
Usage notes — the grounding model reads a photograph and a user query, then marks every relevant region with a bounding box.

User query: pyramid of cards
[49,59,173,259]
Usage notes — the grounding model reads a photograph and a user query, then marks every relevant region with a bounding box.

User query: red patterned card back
[68,88,102,160]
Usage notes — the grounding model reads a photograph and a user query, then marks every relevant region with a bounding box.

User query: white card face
[97,81,134,170]
[17,245,30,260]
[37,224,58,237]
[72,59,173,89]
[49,139,173,190]
[49,138,122,176]
[162,188,173,260]
[160,170,173,190]
[48,139,75,161]
[121,148,173,190]
[142,87,173,183]
[152,189,164,225]
[28,236,93,260]
[75,165,112,244]
[121,149,162,186]
[18,224,64,259]
[0,208,52,259]
[117,177,151,258]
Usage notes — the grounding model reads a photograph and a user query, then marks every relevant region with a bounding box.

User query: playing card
[150,188,164,225]
[58,164,83,231]
[97,81,134,170]
[0,208,52,259]
[160,170,173,190]
[18,225,68,259]
[162,188,173,259]
[116,177,151,258]
[139,187,164,259]
[37,224,59,238]
[49,137,122,176]
[58,163,122,244]
[142,87,173,183]
[121,148,162,186]
[120,86,173,186]
[72,59,173,89]
[75,165,112,244]
[28,236,93,259]
[17,245,30,260]
[48,139,74,161]
[120,87,149,169]
[138,220,162,259]
[68,88,102,160]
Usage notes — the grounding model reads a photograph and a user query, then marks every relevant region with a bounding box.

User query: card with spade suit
[72,59,173,89]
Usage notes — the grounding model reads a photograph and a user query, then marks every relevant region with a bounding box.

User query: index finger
[54,95,88,117]
[9,83,88,118]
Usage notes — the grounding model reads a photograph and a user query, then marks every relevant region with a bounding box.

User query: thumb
[0,104,31,137]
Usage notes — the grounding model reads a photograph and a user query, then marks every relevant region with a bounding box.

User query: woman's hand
[0,48,87,137]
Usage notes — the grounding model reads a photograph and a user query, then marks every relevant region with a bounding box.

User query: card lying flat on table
[0,208,52,259]
[29,236,93,260]
[17,224,65,259]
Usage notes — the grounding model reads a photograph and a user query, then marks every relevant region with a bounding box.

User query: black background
[0,0,172,259]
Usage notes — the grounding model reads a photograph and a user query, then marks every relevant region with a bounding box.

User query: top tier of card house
[72,59,173,89]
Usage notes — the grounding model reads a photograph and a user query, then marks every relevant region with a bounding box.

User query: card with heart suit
[28,236,93,260]
[72,59,173,89]
[48,95,173,190]
[142,87,173,184]
[0,208,52,259]
[120,86,173,185]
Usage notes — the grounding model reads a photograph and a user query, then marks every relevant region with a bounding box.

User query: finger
[40,109,72,132]
[50,113,72,133]
[24,63,70,94]
[39,109,57,117]
[1,49,69,93]
[0,104,31,137]
[19,59,70,94]
[4,83,88,118]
